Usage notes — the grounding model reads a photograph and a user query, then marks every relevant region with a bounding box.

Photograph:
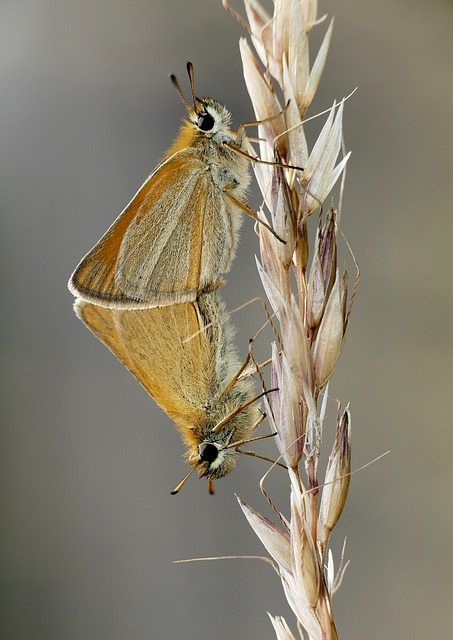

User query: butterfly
[74,289,269,493]
[69,63,253,309]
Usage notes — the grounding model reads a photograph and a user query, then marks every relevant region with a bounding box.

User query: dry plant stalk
[224,1,356,638]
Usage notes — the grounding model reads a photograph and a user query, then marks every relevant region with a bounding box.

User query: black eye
[197,113,215,131]
[199,443,219,463]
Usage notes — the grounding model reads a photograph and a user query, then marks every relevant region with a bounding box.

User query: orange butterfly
[74,289,268,493]
[69,63,252,309]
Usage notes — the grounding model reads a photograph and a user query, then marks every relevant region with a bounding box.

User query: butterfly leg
[223,184,286,244]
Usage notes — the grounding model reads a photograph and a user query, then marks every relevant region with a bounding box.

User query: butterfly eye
[197,112,215,132]
[199,442,219,463]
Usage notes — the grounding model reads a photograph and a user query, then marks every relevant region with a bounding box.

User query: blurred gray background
[2,0,452,638]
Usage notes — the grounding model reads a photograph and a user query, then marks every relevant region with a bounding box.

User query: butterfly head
[170,62,233,141]
[191,97,232,137]
[196,435,238,479]
[170,427,239,496]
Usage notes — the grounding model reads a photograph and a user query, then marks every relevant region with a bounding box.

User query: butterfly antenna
[170,71,192,112]
[186,61,198,111]
[170,466,197,495]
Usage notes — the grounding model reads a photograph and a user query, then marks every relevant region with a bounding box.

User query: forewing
[69,150,206,308]
[75,299,212,432]
[116,158,209,306]
[74,299,135,371]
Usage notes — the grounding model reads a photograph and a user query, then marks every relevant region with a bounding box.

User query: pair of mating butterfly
[69,63,285,493]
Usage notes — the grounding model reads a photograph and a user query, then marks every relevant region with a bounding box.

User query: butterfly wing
[69,149,236,309]
[74,299,135,371]
[115,158,207,306]
[74,298,213,435]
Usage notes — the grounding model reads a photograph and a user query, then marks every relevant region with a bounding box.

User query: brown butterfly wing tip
[67,271,100,304]
[67,273,80,296]
[67,281,105,307]
[67,274,138,309]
